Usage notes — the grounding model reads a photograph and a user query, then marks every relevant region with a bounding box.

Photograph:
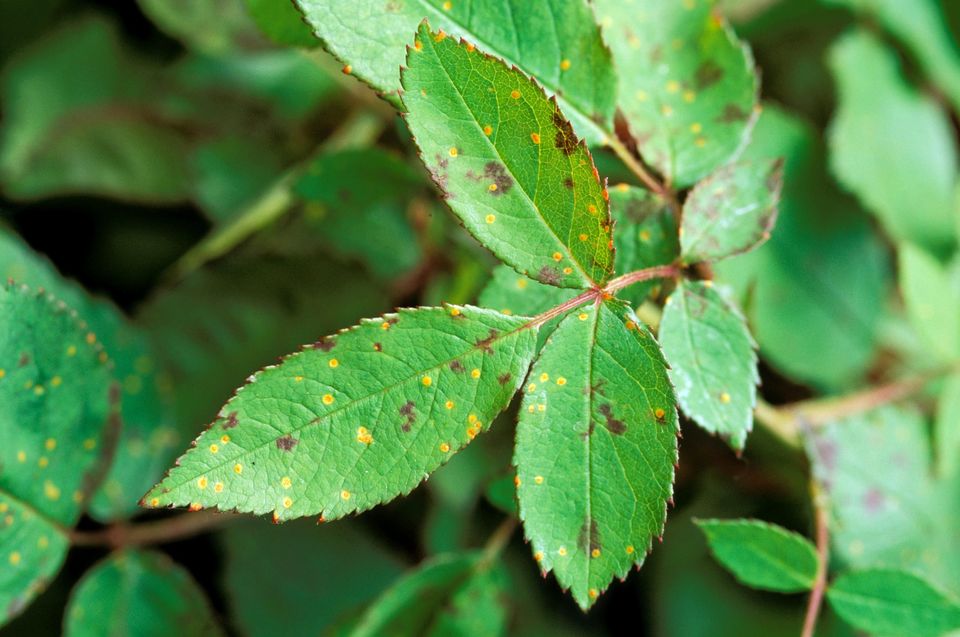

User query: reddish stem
[801,488,830,637]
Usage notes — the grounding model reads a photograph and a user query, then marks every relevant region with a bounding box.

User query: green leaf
[594,0,758,187]
[137,0,264,54]
[192,136,285,224]
[713,104,889,389]
[608,184,679,307]
[349,552,507,637]
[0,283,114,626]
[680,159,783,264]
[515,299,678,609]
[695,518,818,592]
[145,306,537,521]
[936,373,960,480]
[478,264,574,348]
[827,569,960,637]
[295,0,616,145]
[222,519,406,637]
[401,23,614,289]
[828,30,958,259]
[64,550,223,637]
[824,0,960,115]
[243,0,318,48]
[659,282,757,451]
[899,244,960,363]
[294,149,425,280]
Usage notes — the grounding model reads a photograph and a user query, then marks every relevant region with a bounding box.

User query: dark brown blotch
[18,352,29,367]
[537,265,562,286]
[275,434,298,451]
[552,110,579,155]
[475,329,499,354]
[695,61,724,90]
[497,372,512,386]
[717,103,749,124]
[223,412,239,430]
[449,360,465,373]
[598,404,626,435]
[563,177,574,189]
[400,400,416,432]
[483,162,513,195]
[311,337,336,352]
[577,518,602,554]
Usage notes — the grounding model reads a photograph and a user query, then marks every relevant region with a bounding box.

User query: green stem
[480,517,517,568]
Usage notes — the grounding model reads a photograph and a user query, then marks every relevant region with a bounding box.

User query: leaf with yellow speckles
[515,299,678,609]
[295,0,617,145]
[402,23,614,289]
[0,282,113,627]
[680,159,782,265]
[659,281,757,451]
[478,264,574,347]
[608,185,679,307]
[594,0,758,188]
[144,305,537,522]
[349,552,508,637]
[64,550,223,637]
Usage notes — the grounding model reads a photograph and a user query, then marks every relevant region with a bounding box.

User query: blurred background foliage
[0,0,958,634]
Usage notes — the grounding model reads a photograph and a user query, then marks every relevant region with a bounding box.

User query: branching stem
[70,510,231,548]
[606,136,682,216]
[801,483,830,637]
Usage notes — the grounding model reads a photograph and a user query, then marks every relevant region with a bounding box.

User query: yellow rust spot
[422,375,432,387]
[294,376,304,383]
[281,476,292,489]
[558,546,568,556]
[578,233,588,242]
[537,403,546,413]
[45,438,56,451]
[471,368,481,379]
[589,588,599,599]
[534,551,543,562]
[666,80,680,93]
[661,104,673,117]
[483,125,493,136]
[578,313,589,321]
[86,333,96,345]
[381,321,391,330]
[683,90,696,103]
[83,438,96,450]
[322,394,335,405]
[720,392,731,404]
[485,214,496,224]
[34,385,45,396]
[329,358,339,368]
[488,183,498,192]
[189,503,203,512]
[221,435,230,444]
[50,376,62,388]
[563,267,573,274]
[552,252,562,262]
[625,320,637,331]
[340,490,351,501]
[466,42,475,52]
[530,132,541,144]
[66,345,77,357]
[445,400,455,410]
[197,476,208,490]
[539,373,549,382]
[450,307,461,316]
[44,481,60,501]
[434,31,447,42]
[654,408,666,419]
[414,39,423,51]
[99,352,109,364]
[16,450,25,463]
[556,377,567,386]
[591,548,601,558]
[639,229,651,242]
[234,463,243,474]
[356,426,373,445]
[626,545,635,554]
[0,504,6,514]
[37,536,49,550]
[534,475,544,485]
[695,137,707,148]
[635,90,649,102]
[560,59,571,71]
[214,482,224,493]
[283,497,293,509]
[468,414,478,424]
[510,89,521,100]
[439,442,451,453]
[149,497,160,507]
[448,147,458,157]
[342,64,352,75]
[209,444,219,454]
[9,552,21,566]
[38,457,49,469]
[588,204,598,215]
[527,405,536,413]
[502,308,513,315]
[516,278,528,289]
[527,383,536,393]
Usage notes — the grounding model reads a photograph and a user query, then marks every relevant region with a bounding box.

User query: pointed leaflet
[695,519,818,593]
[609,184,679,306]
[64,550,223,637]
[349,552,507,637]
[515,299,678,609]
[680,159,782,264]
[401,23,614,289]
[0,283,113,626]
[827,569,960,637]
[898,244,960,363]
[295,0,616,145]
[145,306,537,521]
[594,0,758,188]
[829,30,958,259]
[659,282,757,451]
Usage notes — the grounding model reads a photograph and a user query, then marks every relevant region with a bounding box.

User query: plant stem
[69,510,232,548]
[801,483,830,637]
[604,265,682,295]
[606,136,682,215]
[480,517,517,567]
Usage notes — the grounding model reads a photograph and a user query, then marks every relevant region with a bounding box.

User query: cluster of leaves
[0,0,959,634]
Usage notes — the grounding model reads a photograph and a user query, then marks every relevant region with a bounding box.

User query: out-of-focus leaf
[64,550,223,637]
[828,30,957,259]
[515,299,678,609]
[659,282,757,450]
[401,23,614,289]
[695,518,818,592]
[349,552,507,637]
[137,0,264,54]
[294,149,424,279]
[827,568,960,637]
[0,283,113,626]
[594,0,758,187]
[222,519,406,636]
[0,17,191,203]
[296,0,617,145]
[899,244,960,363]
[936,373,960,480]
[192,136,285,224]
[243,0,318,48]
[680,159,782,264]
[714,104,889,389]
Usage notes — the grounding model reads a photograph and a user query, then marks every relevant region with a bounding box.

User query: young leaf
[401,23,614,289]
[0,283,113,625]
[144,306,538,522]
[608,184,679,307]
[828,30,958,259]
[679,159,783,264]
[695,518,818,593]
[898,244,960,362]
[349,552,507,637]
[827,569,960,637]
[295,0,617,145]
[594,0,758,187]
[515,299,678,609]
[659,281,757,451]
[64,550,223,637]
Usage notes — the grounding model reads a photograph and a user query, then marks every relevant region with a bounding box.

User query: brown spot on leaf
[497,372,512,386]
[563,177,574,189]
[483,162,513,195]
[18,353,29,367]
[695,61,724,90]
[311,337,336,352]
[400,401,416,432]
[598,404,627,435]
[373,342,382,352]
[717,103,749,124]
[275,434,298,451]
[223,412,239,430]
[449,360,465,373]
[475,329,499,354]
[552,110,579,155]
[537,265,562,286]
[577,518,602,553]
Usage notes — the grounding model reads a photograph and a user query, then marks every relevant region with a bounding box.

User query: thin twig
[606,136,682,214]
[801,483,830,637]
[604,265,682,295]
[69,511,232,548]
[480,517,517,567]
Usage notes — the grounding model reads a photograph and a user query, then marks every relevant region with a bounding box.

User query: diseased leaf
[0,283,113,626]
[827,569,960,637]
[401,23,614,289]
[295,0,617,145]
[223,519,406,637]
[145,306,537,522]
[478,264,573,348]
[828,30,958,259]
[243,0,317,48]
[349,552,506,637]
[594,0,758,187]
[695,518,818,592]
[64,550,223,637]
[659,281,757,451]
[680,159,783,264]
[898,244,960,363]
[515,299,678,609]
[608,184,679,307]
